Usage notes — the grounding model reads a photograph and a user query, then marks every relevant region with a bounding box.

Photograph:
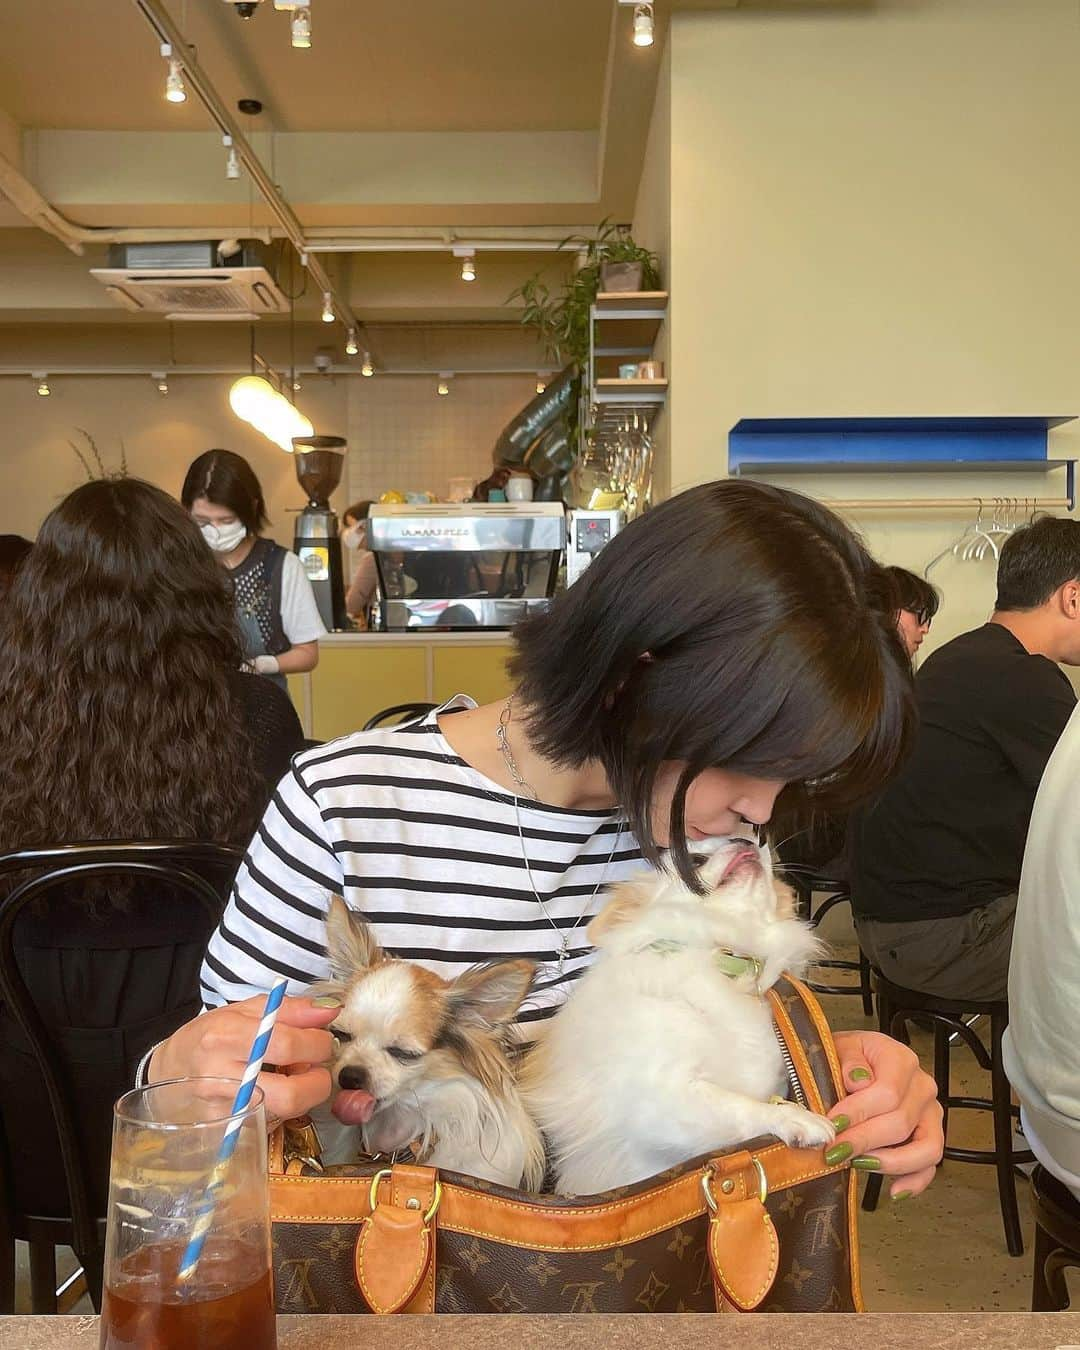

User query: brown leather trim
[847,1165,864,1312]
[269,1125,285,1173]
[767,988,826,1115]
[706,1155,779,1312]
[785,975,847,1098]
[271,1141,842,1250]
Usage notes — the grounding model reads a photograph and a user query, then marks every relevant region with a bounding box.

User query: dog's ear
[324,895,383,979]
[586,879,653,945]
[447,959,534,1029]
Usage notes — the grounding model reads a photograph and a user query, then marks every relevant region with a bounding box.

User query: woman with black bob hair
[182,448,326,685]
[881,565,940,658]
[0,477,306,1218]
[151,480,944,1201]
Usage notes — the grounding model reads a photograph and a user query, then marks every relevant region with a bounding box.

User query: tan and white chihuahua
[523,839,836,1196]
[312,897,545,1191]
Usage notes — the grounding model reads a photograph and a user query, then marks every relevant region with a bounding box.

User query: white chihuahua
[312,897,545,1190]
[523,840,836,1195]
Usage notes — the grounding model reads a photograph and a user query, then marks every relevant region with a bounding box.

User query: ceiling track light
[152,371,169,394]
[32,372,50,397]
[321,291,334,323]
[453,245,477,282]
[345,328,359,357]
[632,2,655,47]
[223,135,240,180]
[436,373,453,397]
[361,352,375,378]
[161,43,187,103]
[536,373,549,395]
[291,3,312,48]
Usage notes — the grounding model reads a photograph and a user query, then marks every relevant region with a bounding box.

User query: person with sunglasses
[885,566,940,658]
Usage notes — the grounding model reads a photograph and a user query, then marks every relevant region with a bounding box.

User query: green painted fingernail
[311,995,344,1008]
[849,1067,872,1082]
[831,1115,850,1133]
[851,1155,882,1171]
[825,1142,854,1167]
[891,1190,913,1202]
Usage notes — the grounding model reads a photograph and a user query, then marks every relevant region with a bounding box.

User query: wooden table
[2,1313,1078,1348]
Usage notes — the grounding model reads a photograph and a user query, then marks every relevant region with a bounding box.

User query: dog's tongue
[331,1089,377,1125]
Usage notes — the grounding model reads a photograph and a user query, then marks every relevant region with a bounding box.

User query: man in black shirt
[851,517,1080,1000]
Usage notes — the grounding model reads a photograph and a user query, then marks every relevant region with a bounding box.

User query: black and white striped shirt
[200,697,646,1027]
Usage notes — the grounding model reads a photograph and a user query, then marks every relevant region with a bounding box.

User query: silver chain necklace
[497,695,623,976]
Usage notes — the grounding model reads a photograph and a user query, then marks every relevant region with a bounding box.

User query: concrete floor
[12,905,1073,1317]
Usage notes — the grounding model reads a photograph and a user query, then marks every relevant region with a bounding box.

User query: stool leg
[28,1238,57,1315]
[933,1023,951,1145]
[991,1011,1024,1257]
[1031,1221,1064,1311]
[859,947,873,1018]
[861,1171,884,1212]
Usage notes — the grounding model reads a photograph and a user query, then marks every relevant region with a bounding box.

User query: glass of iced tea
[100,1078,276,1350]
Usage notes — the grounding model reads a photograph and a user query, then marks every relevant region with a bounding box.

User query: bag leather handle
[704,1152,780,1312]
[354,1163,440,1314]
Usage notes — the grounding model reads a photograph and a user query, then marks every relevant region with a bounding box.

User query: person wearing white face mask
[340,499,379,628]
[182,449,325,686]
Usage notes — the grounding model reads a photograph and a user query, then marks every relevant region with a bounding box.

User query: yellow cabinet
[288,637,517,743]
[432,644,514,707]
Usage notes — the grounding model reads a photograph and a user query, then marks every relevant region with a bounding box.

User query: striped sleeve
[200,764,344,1007]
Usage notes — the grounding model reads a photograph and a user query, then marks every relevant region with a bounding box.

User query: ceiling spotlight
[436,373,453,397]
[162,44,187,103]
[632,3,655,47]
[33,372,50,397]
[320,292,334,323]
[291,3,312,48]
[536,373,548,395]
[293,377,302,392]
[345,328,359,357]
[153,371,169,394]
[460,251,476,283]
[361,352,374,378]
[223,135,240,179]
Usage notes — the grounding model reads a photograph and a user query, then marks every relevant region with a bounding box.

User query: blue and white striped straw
[177,976,288,1284]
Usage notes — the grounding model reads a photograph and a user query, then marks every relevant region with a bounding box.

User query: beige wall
[0,374,347,545]
[345,373,541,505]
[631,40,672,502]
[667,0,1080,671]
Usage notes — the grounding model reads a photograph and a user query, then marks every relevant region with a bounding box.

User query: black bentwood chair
[0,841,244,1313]
[363,702,438,731]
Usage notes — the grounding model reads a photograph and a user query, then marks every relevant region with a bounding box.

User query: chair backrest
[0,840,244,1264]
[362,701,437,731]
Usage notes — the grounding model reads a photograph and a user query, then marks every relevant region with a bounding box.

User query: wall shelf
[728,416,1077,509]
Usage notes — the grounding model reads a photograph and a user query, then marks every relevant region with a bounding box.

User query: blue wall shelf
[728,416,1076,509]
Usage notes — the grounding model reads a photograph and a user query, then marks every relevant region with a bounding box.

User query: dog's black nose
[338,1065,371,1092]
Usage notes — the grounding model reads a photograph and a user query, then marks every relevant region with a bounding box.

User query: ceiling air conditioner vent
[90,242,289,320]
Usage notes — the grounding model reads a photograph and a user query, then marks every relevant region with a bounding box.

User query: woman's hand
[828,1030,944,1199]
[149,996,340,1123]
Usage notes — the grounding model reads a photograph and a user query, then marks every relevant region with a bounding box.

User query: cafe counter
[5,1311,1079,1349]
[286,632,515,742]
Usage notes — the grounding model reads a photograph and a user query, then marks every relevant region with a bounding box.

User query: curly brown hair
[0,478,263,852]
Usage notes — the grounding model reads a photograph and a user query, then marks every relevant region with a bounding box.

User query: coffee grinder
[291,433,347,631]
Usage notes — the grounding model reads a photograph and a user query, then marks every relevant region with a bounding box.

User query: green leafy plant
[507,220,661,368]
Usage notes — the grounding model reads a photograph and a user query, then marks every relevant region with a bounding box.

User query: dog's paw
[767,1102,837,1149]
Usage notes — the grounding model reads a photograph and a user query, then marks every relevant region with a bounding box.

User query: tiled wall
[345,373,540,505]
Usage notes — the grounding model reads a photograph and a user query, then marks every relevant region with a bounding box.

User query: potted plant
[507,219,661,368]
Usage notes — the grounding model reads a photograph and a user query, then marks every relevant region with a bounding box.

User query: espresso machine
[292,434,347,631]
[566,507,626,587]
[367,501,566,630]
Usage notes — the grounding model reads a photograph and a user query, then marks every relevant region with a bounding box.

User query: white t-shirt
[200,698,646,1031]
[280,549,328,645]
[1003,701,1080,1192]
